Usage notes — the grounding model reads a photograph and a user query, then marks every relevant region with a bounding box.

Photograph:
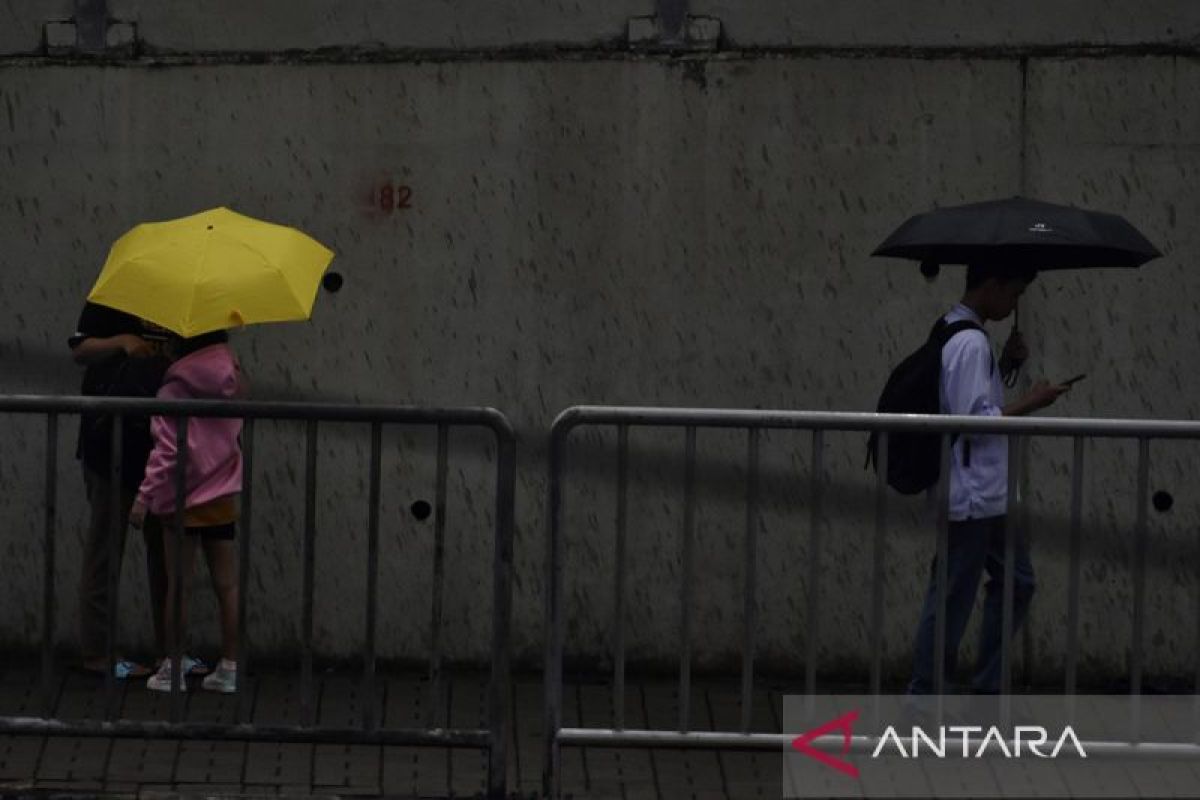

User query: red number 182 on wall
[375,183,413,212]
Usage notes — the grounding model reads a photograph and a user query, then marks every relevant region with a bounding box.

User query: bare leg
[161,526,200,659]
[202,538,239,662]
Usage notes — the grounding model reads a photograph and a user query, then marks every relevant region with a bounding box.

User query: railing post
[613,425,629,730]
[1065,436,1085,711]
[1131,437,1150,740]
[679,426,697,732]
[41,413,58,717]
[741,427,759,733]
[933,432,952,717]
[869,431,888,722]
[543,418,569,800]
[1000,434,1023,726]
[362,422,382,732]
[301,420,317,728]
[487,422,516,800]
[805,429,824,704]
[105,413,123,719]
[236,418,255,723]
[170,416,188,722]
[429,424,449,728]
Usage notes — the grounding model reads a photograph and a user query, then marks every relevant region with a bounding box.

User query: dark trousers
[80,468,166,661]
[908,515,1036,694]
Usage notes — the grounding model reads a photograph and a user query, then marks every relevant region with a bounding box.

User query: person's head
[963,262,1037,321]
[165,329,228,361]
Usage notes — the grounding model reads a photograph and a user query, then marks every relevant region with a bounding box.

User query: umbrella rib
[231,238,315,319]
[189,226,215,337]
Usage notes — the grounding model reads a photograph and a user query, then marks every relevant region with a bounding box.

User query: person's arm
[132,382,184,523]
[71,333,155,365]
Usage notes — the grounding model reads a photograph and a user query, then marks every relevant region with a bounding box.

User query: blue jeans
[908,515,1035,694]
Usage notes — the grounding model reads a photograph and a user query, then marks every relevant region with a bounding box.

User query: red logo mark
[790,709,860,778]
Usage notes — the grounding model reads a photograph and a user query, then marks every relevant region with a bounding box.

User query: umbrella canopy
[873,197,1161,272]
[88,207,335,338]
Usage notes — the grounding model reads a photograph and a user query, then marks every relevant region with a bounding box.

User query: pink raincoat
[136,344,244,516]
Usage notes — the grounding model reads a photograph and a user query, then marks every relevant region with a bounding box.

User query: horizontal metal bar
[559,728,790,750]
[556,728,1200,759]
[551,405,1200,439]
[6,41,1200,68]
[0,395,513,434]
[0,716,491,748]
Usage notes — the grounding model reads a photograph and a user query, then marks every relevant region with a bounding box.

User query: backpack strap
[930,318,982,346]
[931,318,993,374]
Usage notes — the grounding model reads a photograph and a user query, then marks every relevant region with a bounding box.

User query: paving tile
[37,737,111,781]
[107,739,177,783]
[381,745,448,797]
[174,740,245,784]
[0,735,44,781]
[243,741,312,787]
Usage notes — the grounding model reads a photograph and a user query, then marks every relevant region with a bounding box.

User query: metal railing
[542,405,1200,797]
[0,394,515,800]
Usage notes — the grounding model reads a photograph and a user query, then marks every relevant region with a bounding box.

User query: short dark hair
[169,329,229,357]
[965,262,1038,290]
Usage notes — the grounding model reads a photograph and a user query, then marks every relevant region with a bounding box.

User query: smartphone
[1061,373,1087,387]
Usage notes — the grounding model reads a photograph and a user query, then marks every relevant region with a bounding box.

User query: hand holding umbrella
[998,307,1028,386]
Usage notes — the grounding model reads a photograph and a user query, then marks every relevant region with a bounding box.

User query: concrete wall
[2,1,1198,685]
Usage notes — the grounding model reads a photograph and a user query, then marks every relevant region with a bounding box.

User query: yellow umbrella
[88,207,335,338]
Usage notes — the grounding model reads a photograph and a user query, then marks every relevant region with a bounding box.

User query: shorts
[184,522,236,540]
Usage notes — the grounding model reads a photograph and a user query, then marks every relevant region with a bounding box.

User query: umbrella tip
[920,260,940,281]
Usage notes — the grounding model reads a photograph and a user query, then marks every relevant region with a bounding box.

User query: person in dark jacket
[70,302,206,678]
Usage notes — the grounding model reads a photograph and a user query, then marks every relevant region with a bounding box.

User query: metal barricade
[543,405,1200,797]
[0,394,515,800]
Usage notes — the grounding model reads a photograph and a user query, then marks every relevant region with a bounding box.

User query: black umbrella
[873,196,1162,385]
[873,196,1161,276]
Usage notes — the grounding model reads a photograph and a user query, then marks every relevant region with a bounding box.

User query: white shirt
[940,304,1007,520]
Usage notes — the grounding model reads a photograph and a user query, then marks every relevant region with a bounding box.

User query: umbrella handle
[1001,303,1021,387]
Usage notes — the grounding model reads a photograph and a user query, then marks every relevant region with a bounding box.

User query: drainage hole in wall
[1152,490,1173,512]
[411,500,432,520]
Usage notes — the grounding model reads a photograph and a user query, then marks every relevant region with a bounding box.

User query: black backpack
[866,318,983,494]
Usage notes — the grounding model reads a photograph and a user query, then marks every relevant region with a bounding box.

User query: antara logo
[791,710,861,777]
[871,724,1088,759]
[790,710,1087,777]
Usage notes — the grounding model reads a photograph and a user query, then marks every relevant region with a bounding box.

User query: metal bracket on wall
[626,15,722,51]
[43,0,137,55]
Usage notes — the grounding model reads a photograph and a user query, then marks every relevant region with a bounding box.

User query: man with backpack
[905,262,1068,695]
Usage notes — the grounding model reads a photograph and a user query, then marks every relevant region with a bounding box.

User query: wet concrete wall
[1,2,1198,685]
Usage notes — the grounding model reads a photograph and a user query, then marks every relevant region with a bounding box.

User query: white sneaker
[202,661,237,694]
[146,660,188,693]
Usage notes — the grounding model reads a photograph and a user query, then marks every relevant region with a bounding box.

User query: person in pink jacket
[130,330,243,694]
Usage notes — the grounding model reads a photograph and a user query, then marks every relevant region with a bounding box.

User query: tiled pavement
[0,666,786,798]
